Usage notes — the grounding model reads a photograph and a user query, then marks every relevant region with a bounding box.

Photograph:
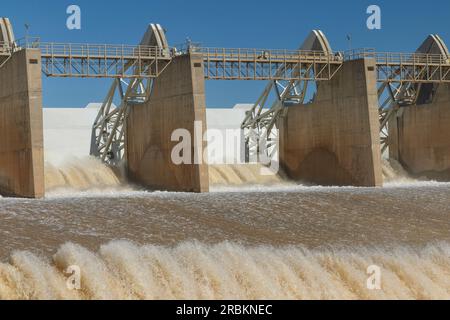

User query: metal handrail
[0,40,14,54]
[14,37,173,59]
[8,38,448,66]
[192,46,344,62]
[5,38,450,65]
[345,48,449,65]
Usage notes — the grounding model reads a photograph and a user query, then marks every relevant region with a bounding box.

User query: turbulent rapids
[382,159,416,184]
[1,2,450,303]
[0,241,449,300]
[45,157,123,192]
[208,164,287,186]
[44,158,287,192]
[43,156,417,191]
[0,157,445,300]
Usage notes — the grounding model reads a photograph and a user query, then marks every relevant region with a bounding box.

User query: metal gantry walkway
[5,38,173,78]
[194,47,344,81]
[0,41,13,66]
[3,38,450,83]
[346,48,450,83]
[194,47,450,83]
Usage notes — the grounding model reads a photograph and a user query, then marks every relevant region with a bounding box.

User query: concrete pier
[388,35,450,180]
[0,49,45,198]
[389,84,450,180]
[126,53,210,192]
[279,58,383,187]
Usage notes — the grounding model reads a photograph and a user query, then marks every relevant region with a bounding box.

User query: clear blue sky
[3,0,450,108]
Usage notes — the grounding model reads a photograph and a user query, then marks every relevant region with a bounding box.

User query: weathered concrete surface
[389,84,450,180]
[279,58,382,186]
[126,53,209,192]
[0,49,45,198]
[388,34,450,181]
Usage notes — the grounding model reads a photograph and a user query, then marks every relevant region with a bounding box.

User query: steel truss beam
[18,39,173,78]
[377,64,450,83]
[347,48,450,83]
[376,34,450,153]
[90,24,169,165]
[6,39,450,83]
[196,47,342,81]
[240,30,336,162]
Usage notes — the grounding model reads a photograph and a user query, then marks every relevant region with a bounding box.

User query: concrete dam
[1,18,450,198]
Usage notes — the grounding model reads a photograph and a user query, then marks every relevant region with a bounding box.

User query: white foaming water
[45,160,293,196]
[44,157,131,196]
[0,241,448,300]
[382,158,450,188]
[41,156,450,198]
[45,159,288,193]
[382,158,416,184]
[210,159,450,192]
[208,163,287,186]
[4,158,450,300]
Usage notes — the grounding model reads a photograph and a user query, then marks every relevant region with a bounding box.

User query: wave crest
[0,241,449,300]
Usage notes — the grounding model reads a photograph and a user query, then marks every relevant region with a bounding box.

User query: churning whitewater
[0,157,449,300]
[0,241,449,300]
[43,157,414,192]
[45,157,123,192]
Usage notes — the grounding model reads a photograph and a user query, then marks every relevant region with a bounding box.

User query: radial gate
[244,32,450,162]
[240,30,341,162]
[89,24,171,165]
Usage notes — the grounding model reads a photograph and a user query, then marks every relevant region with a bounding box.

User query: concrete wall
[389,84,450,180]
[0,49,44,198]
[126,53,209,192]
[279,58,382,187]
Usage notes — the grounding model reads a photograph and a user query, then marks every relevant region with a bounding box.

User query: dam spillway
[1,18,450,197]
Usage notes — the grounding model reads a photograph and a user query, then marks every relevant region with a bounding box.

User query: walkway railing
[0,41,13,55]
[2,39,450,82]
[192,46,344,80]
[14,37,173,78]
[345,48,450,83]
[345,48,449,65]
